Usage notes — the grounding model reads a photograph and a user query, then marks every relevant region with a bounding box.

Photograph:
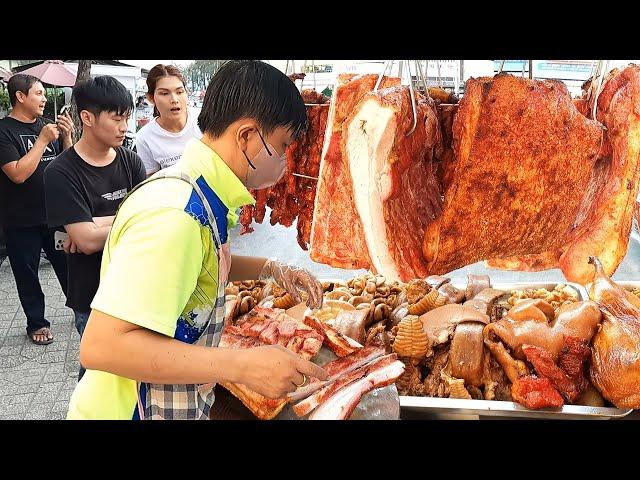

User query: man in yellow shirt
[67,60,327,420]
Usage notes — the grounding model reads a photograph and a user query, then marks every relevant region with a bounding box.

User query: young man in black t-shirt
[44,76,146,380]
[0,74,73,345]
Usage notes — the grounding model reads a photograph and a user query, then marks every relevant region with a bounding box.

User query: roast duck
[588,256,640,409]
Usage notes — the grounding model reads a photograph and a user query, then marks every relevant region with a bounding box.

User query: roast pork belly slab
[310,74,400,270]
[342,85,442,281]
[559,65,640,283]
[422,74,603,275]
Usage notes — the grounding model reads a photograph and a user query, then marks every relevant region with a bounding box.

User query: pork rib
[217,308,324,420]
[239,89,329,248]
[422,74,603,275]
[286,345,386,402]
[308,358,405,420]
[293,353,398,417]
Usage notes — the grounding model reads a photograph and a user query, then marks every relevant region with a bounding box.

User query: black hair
[198,60,307,139]
[72,75,134,117]
[7,74,43,107]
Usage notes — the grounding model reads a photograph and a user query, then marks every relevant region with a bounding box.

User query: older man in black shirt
[0,74,72,345]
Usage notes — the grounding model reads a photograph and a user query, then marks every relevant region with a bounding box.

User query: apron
[111,170,229,420]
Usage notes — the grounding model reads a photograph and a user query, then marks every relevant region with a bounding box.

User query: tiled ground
[0,256,80,420]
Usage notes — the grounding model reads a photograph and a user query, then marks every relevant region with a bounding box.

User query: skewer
[292,173,319,180]
[498,59,506,74]
[304,103,330,107]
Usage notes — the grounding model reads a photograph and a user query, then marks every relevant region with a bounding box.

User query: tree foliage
[183,60,229,92]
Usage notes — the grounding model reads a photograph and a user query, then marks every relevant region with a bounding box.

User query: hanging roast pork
[422,73,604,277]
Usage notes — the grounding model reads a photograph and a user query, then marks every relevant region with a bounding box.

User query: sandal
[28,327,54,345]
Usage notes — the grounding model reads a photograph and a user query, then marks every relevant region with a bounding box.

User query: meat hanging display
[239,65,640,287]
[308,78,442,280]
[239,89,329,249]
[422,73,604,276]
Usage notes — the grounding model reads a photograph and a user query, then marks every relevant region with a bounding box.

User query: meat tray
[396,281,634,420]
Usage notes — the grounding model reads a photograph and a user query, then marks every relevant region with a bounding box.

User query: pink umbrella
[0,66,12,83]
[18,60,78,119]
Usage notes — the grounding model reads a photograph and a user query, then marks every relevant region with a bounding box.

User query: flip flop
[28,327,54,345]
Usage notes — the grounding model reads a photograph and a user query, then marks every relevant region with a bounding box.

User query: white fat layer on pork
[346,98,401,281]
[309,361,405,420]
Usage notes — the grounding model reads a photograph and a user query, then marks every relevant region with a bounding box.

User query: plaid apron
[111,170,227,420]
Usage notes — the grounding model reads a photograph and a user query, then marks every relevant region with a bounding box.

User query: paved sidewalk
[0,256,79,420]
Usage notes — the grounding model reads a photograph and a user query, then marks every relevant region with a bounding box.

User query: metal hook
[374,60,394,93]
[416,60,428,95]
[592,60,608,121]
[405,60,418,137]
[312,59,316,91]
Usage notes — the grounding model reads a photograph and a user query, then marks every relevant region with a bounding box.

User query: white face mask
[243,130,287,190]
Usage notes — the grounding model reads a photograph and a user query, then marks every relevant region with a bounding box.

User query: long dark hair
[146,64,187,118]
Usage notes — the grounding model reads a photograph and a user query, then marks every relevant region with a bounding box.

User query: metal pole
[54,87,58,121]
[529,60,533,79]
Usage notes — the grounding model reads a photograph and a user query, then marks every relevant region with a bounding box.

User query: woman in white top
[134,64,202,176]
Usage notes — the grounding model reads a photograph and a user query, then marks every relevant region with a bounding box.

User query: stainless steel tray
[399,396,632,419]
[401,281,632,419]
